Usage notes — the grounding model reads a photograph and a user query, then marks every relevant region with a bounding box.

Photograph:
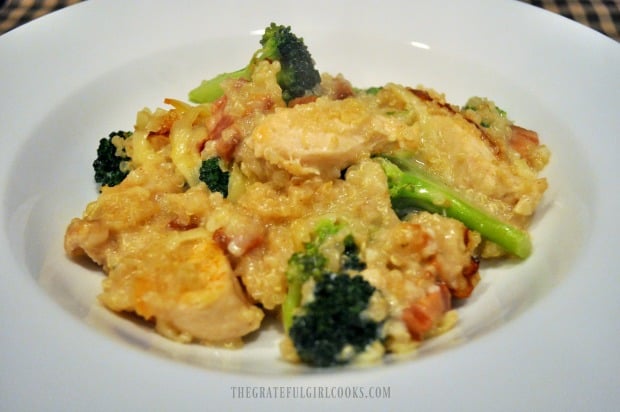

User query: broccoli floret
[93,131,132,188]
[376,153,532,258]
[199,157,230,197]
[282,220,384,367]
[341,234,366,272]
[289,273,381,367]
[281,220,340,330]
[189,23,321,104]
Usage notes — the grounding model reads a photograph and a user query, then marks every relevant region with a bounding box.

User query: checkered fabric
[525,0,619,40]
[1,0,82,35]
[1,0,619,40]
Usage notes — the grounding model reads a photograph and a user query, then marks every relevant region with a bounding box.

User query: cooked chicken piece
[374,85,549,250]
[100,229,264,344]
[246,96,400,178]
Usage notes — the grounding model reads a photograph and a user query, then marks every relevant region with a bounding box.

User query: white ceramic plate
[1,0,619,410]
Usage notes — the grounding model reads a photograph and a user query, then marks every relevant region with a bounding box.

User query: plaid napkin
[525,0,619,40]
[1,0,619,40]
[1,0,82,35]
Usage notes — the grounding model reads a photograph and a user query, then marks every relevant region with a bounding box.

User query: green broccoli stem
[189,24,320,105]
[282,280,302,331]
[188,66,251,103]
[376,155,532,259]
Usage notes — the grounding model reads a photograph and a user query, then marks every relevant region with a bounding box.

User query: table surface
[1,0,619,41]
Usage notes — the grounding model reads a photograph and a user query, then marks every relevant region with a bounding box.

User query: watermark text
[231,385,391,400]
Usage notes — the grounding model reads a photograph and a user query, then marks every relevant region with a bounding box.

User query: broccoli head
[93,130,132,188]
[282,220,385,367]
[259,23,321,103]
[281,219,342,330]
[288,273,381,367]
[189,23,321,104]
[199,157,230,197]
[340,234,366,272]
